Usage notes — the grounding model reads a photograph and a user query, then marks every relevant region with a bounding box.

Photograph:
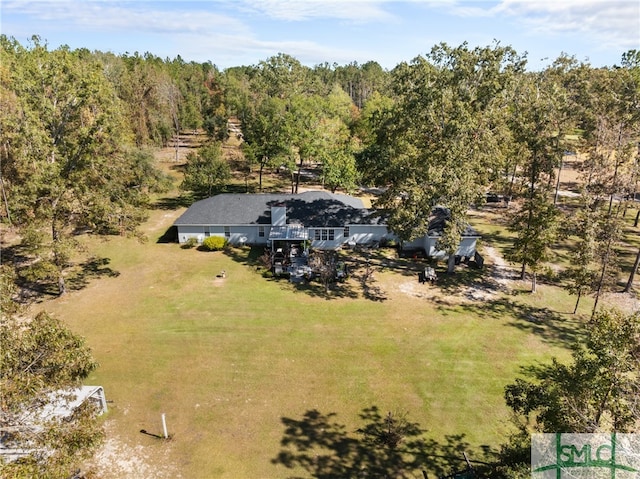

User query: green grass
[40,206,581,478]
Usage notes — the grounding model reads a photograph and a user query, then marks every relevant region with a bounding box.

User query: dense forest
[1,34,640,477]
[2,35,640,304]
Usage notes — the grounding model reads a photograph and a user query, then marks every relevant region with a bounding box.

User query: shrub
[181,237,198,249]
[200,236,227,251]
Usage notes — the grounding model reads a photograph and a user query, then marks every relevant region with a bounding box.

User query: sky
[1,0,639,71]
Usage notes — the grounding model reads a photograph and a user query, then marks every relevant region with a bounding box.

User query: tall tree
[288,94,323,194]
[360,42,525,257]
[573,63,640,314]
[505,309,640,433]
[505,63,573,283]
[565,195,600,313]
[242,96,292,192]
[180,142,231,198]
[1,37,163,295]
[505,192,561,292]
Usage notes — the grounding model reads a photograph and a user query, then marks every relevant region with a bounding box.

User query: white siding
[226,226,266,245]
[177,226,205,243]
[346,225,393,246]
[456,238,478,257]
[424,236,478,259]
[177,225,268,245]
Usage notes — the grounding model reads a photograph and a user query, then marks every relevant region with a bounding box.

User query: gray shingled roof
[173,191,385,227]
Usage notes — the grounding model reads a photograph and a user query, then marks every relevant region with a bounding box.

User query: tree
[104,52,174,147]
[0,310,103,478]
[361,42,525,255]
[565,195,600,313]
[322,145,360,194]
[573,64,640,314]
[254,53,312,99]
[332,60,390,108]
[308,250,338,293]
[624,247,640,293]
[505,63,573,285]
[287,94,324,194]
[180,142,231,198]
[1,37,166,295]
[318,86,360,193]
[504,309,640,433]
[505,192,561,292]
[242,96,291,192]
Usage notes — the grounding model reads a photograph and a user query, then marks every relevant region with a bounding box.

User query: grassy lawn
[38,203,581,478]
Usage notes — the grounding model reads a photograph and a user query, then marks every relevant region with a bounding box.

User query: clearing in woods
[40,135,639,478]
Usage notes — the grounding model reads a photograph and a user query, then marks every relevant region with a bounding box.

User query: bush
[200,236,227,251]
[181,237,198,249]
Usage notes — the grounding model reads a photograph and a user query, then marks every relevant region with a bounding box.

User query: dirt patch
[84,421,181,479]
[395,246,515,303]
[601,292,640,314]
[397,280,441,300]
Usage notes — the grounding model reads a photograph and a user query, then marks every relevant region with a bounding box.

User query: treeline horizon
[2,33,640,478]
[1,34,639,305]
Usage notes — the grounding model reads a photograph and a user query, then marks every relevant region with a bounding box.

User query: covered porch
[268,225,309,278]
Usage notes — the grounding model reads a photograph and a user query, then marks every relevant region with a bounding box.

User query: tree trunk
[573,291,581,314]
[294,157,303,194]
[554,157,563,205]
[447,254,455,274]
[520,262,526,280]
[592,247,611,319]
[635,210,640,228]
[58,274,67,296]
[0,175,11,224]
[51,219,67,296]
[259,160,266,192]
[531,271,537,293]
[623,247,640,293]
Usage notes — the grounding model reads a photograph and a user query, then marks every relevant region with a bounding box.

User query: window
[343,226,350,238]
[314,229,335,241]
[224,226,230,238]
[258,226,265,237]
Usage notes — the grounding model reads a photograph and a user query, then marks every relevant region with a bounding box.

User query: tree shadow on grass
[446,295,586,348]
[223,246,362,301]
[4,242,120,302]
[152,193,194,210]
[67,256,120,292]
[272,406,494,479]
[289,278,360,300]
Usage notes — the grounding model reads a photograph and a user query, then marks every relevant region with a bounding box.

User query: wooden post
[161,413,168,439]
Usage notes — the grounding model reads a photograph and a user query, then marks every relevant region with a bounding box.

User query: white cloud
[3,0,634,68]
[238,0,395,22]
[2,1,248,36]
[494,0,640,50]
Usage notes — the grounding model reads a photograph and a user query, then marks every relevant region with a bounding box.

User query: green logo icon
[531,433,640,478]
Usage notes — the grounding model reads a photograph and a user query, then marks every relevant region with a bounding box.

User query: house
[405,206,481,260]
[173,191,479,259]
